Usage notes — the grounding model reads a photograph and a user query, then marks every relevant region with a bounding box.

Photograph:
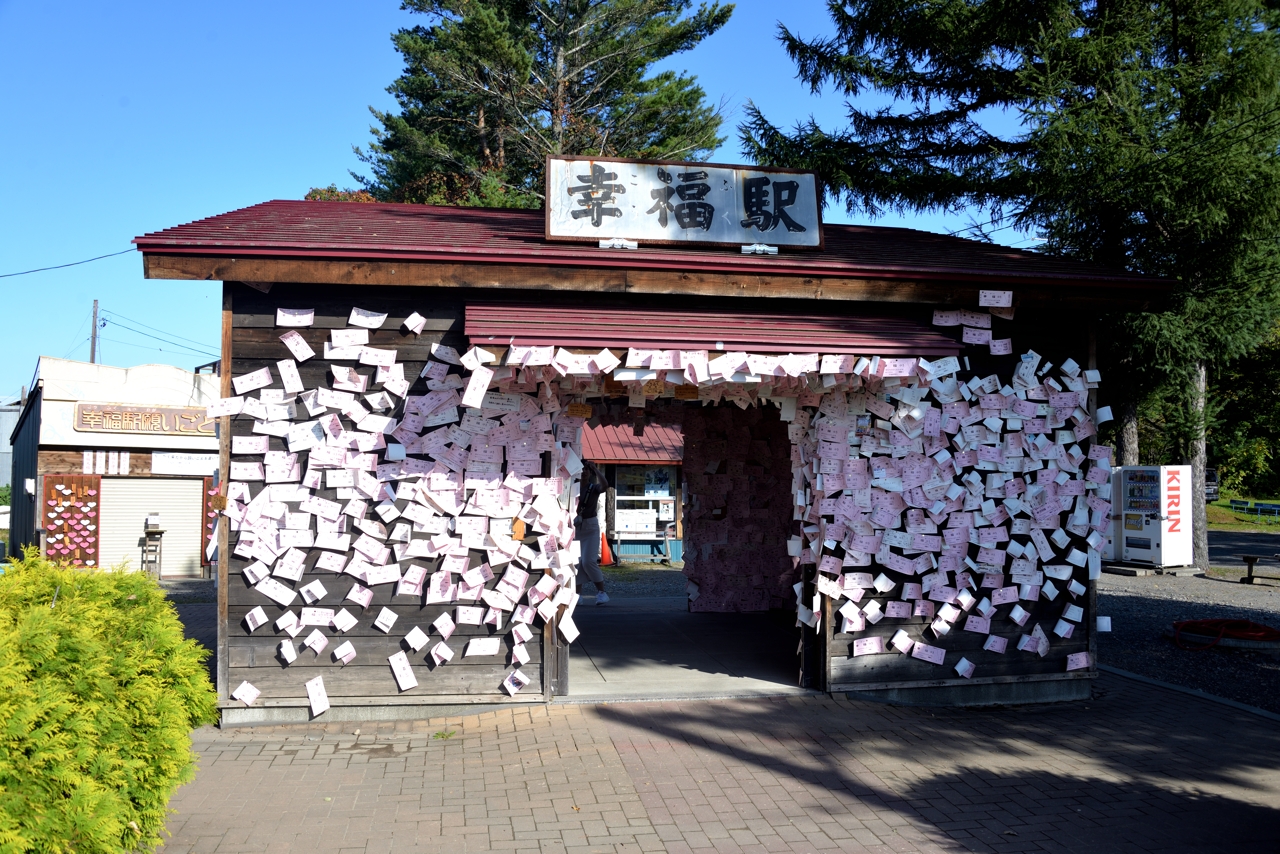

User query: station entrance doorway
[567,396,811,702]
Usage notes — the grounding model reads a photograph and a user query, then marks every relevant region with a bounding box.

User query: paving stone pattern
[163,673,1280,854]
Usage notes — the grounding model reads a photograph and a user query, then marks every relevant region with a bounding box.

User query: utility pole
[90,299,98,364]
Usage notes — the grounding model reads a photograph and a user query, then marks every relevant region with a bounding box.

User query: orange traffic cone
[600,531,614,566]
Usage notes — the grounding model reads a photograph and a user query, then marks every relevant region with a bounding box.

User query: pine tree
[355,0,733,206]
[741,0,1280,569]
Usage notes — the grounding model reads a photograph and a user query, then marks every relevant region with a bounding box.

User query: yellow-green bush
[0,550,217,853]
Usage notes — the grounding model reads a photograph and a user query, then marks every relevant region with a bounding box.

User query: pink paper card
[954,657,976,678]
[502,669,531,695]
[300,607,334,627]
[1066,651,1092,671]
[206,396,245,418]
[910,642,945,665]
[255,577,297,607]
[978,290,1013,308]
[991,586,1019,606]
[303,628,329,654]
[983,634,1008,653]
[276,308,314,327]
[430,641,455,665]
[889,629,914,654]
[885,600,912,619]
[388,650,418,690]
[461,366,496,409]
[305,675,330,715]
[332,640,357,665]
[852,637,885,656]
[348,307,388,329]
[331,608,358,633]
[277,358,305,394]
[963,614,991,634]
[346,583,374,610]
[989,339,1013,356]
[244,606,268,632]
[232,367,273,395]
[279,330,315,361]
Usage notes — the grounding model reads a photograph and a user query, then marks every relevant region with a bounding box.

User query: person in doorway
[575,461,609,604]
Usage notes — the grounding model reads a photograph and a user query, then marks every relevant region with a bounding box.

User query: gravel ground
[599,562,689,598]
[1098,571,1280,714]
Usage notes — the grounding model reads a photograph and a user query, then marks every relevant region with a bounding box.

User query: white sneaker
[595,591,610,605]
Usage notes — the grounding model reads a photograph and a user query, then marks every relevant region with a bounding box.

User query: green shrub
[0,549,217,853]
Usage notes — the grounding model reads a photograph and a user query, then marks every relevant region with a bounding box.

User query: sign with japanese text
[74,403,215,436]
[546,157,823,248]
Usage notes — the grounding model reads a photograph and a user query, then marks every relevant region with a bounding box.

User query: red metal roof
[133,200,1163,288]
[466,304,959,356]
[581,423,683,465]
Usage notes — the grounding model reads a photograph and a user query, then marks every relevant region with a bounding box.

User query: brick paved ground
[162,673,1280,854]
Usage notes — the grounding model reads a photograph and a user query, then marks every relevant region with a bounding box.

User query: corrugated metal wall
[8,392,41,552]
[98,477,204,576]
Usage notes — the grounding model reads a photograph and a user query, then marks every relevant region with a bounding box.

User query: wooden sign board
[546,157,823,248]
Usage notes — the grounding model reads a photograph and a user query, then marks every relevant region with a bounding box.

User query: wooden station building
[135,162,1168,725]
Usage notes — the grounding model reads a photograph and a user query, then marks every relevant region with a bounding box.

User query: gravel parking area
[1098,571,1280,714]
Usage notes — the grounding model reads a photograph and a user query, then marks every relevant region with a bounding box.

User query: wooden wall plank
[227,664,541,697]
[144,255,1164,310]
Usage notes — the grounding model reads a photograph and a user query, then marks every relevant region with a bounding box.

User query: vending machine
[1103,466,1194,567]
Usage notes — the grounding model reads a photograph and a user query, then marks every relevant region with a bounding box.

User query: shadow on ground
[595,680,1280,853]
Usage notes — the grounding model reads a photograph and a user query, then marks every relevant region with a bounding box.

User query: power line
[60,309,94,359]
[99,317,218,358]
[0,248,133,279]
[99,309,218,350]
[96,335,219,360]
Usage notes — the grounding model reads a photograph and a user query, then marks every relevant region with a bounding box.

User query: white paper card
[374,607,398,633]
[405,625,429,651]
[231,681,261,706]
[465,637,501,657]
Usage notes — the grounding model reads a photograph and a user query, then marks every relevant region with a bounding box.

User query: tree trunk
[1186,361,1209,570]
[478,106,490,167]
[1118,398,1140,466]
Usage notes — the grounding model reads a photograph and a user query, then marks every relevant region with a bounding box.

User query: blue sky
[0,0,1023,404]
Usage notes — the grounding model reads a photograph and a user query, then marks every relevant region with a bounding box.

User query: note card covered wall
[220,288,574,716]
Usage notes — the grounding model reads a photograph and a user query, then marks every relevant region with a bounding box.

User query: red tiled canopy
[581,423,683,465]
[465,304,960,356]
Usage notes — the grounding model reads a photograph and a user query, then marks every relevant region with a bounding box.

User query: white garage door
[98,478,205,577]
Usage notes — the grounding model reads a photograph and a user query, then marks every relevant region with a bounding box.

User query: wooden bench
[1230,499,1251,513]
[1238,554,1280,584]
[1256,502,1280,517]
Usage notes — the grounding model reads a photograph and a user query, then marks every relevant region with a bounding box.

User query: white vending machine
[1103,466,1194,567]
